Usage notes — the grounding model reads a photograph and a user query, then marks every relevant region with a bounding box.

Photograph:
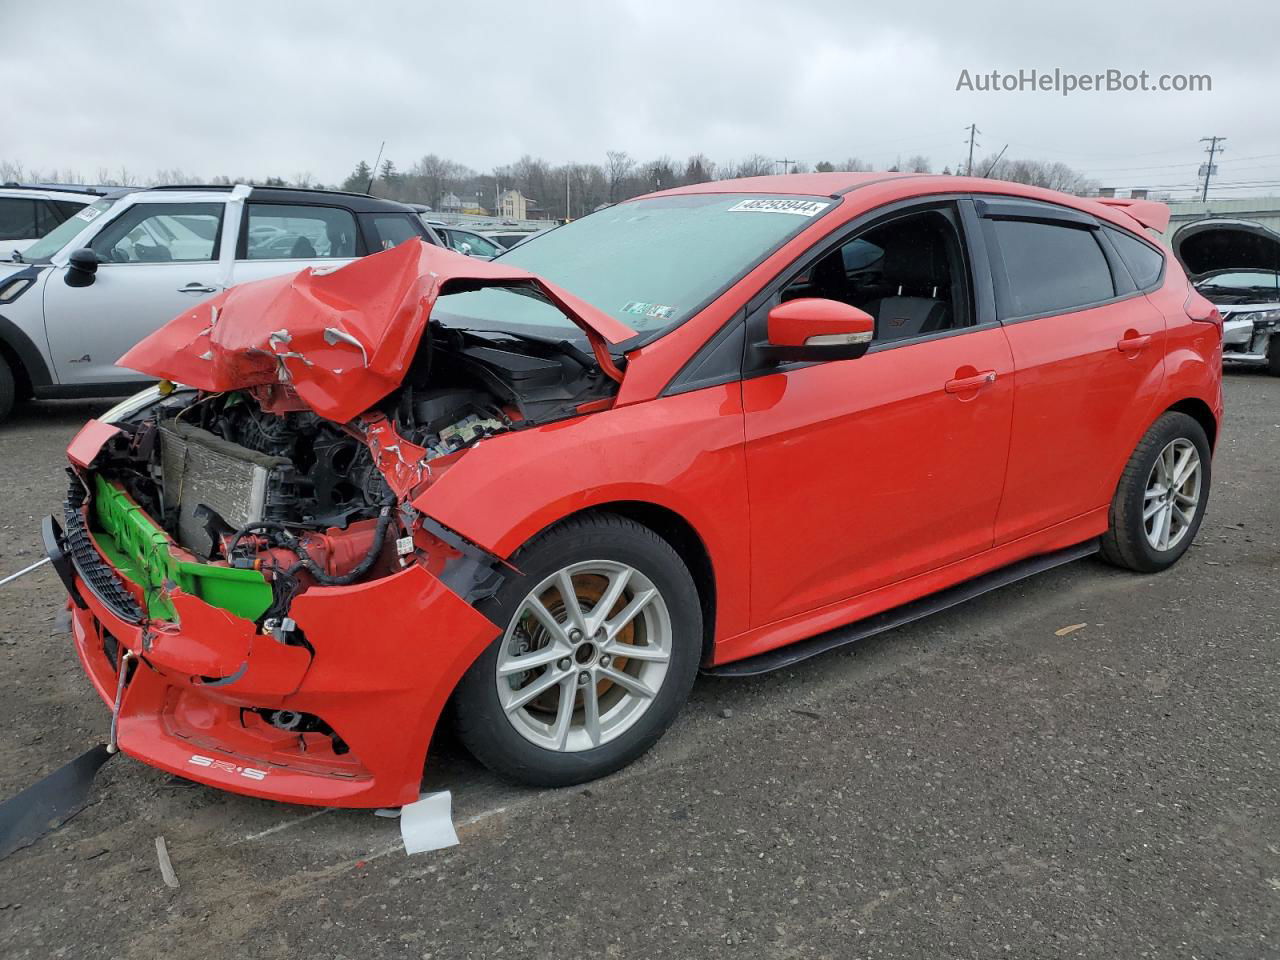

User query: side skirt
[703,538,1100,678]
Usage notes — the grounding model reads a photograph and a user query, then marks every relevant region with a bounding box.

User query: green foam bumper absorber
[90,475,273,623]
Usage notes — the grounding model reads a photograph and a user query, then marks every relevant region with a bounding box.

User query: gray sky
[6,0,1279,198]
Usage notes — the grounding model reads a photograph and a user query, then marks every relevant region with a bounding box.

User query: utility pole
[964,124,980,177]
[775,158,796,175]
[565,166,571,221]
[1200,136,1226,201]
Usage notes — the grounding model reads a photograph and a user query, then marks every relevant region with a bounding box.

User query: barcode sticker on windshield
[75,206,103,222]
[622,301,676,320]
[727,198,830,217]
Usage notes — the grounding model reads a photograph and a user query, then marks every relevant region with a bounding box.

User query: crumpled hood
[1171,218,1280,279]
[119,239,636,423]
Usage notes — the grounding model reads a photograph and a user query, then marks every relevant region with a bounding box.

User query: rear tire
[454,513,701,787]
[0,355,16,424]
[1100,412,1211,572]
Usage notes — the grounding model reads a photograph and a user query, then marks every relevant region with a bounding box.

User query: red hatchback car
[49,174,1222,807]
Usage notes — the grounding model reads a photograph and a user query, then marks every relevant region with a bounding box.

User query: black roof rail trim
[143,184,419,211]
[145,184,396,201]
[1,182,131,196]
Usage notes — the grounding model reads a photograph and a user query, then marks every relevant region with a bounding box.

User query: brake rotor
[525,574,636,716]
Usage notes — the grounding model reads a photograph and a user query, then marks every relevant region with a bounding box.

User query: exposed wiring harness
[224,493,398,590]
[283,499,396,587]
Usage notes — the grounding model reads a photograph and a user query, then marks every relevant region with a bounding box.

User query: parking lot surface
[0,374,1276,959]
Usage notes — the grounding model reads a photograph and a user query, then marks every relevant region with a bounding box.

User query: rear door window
[243,203,360,260]
[1105,227,1165,289]
[987,219,1114,318]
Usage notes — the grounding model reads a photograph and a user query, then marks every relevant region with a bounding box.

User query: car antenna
[367,140,386,195]
[981,144,1008,179]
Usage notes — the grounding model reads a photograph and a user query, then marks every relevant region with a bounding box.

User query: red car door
[741,202,1015,628]
[976,200,1167,544]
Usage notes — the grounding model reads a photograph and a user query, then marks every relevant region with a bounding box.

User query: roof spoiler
[1092,197,1170,234]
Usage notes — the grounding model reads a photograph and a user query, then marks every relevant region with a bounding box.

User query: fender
[0,308,54,388]
[414,383,753,642]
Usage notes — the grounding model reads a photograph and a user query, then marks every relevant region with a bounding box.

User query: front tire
[454,513,702,787]
[1267,333,1280,377]
[1100,412,1211,572]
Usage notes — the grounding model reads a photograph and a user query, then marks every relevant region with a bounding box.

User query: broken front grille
[64,472,144,624]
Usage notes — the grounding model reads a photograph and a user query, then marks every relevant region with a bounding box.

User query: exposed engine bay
[77,321,616,625]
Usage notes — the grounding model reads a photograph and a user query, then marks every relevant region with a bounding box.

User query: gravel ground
[0,374,1276,960]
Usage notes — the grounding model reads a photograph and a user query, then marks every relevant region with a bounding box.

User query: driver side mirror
[765,298,874,362]
[65,248,100,288]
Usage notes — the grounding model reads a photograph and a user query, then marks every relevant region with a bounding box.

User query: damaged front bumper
[1221,310,1279,364]
[50,424,500,809]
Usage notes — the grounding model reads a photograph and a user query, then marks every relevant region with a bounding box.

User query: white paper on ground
[399,790,459,854]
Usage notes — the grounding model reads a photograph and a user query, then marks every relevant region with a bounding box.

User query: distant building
[1163,196,1280,239]
[497,189,531,220]
[440,192,465,213]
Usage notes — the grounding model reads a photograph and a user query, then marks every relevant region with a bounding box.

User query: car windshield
[21,197,118,262]
[432,193,834,340]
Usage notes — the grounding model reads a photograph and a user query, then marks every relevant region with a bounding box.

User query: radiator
[159,420,290,558]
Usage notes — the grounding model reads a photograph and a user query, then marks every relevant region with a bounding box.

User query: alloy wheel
[495,561,673,752]
[1143,438,1202,552]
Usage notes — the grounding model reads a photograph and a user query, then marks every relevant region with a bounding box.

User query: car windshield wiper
[9,250,24,264]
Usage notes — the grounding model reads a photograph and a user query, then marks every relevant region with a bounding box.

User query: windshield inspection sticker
[621,301,676,321]
[74,206,103,222]
[727,198,830,217]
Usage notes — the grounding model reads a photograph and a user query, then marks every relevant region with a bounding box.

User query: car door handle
[944,371,997,394]
[178,283,217,295]
[1116,334,1152,352]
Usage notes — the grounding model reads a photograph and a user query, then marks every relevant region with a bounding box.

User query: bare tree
[730,154,774,178]
[838,157,872,172]
[605,150,634,201]
[683,154,715,184]
[149,168,199,186]
[975,155,1096,193]
[905,155,932,174]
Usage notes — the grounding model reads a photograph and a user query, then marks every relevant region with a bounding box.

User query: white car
[0,184,438,421]
[1171,218,1280,375]
[482,229,545,250]
[0,185,111,258]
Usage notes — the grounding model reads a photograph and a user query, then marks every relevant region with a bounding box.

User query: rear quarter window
[1105,226,1165,289]
[987,219,1114,318]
